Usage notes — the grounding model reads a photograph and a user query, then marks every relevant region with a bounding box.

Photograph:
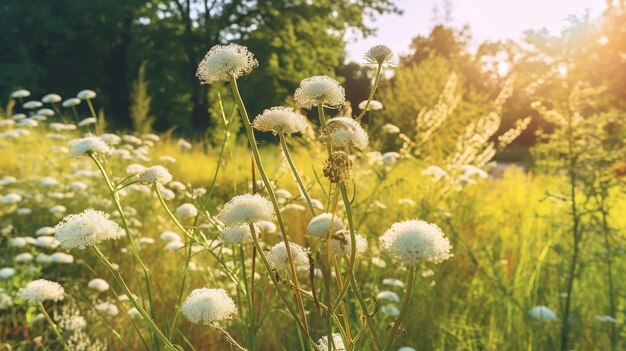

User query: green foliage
[130,62,154,134]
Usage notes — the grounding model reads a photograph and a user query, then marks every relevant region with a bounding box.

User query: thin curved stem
[229,75,310,337]
[92,247,178,350]
[211,324,248,351]
[347,270,382,351]
[384,266,416,351]
[39,303,70,350]
[356,63,383,121]
[279,134,316,216]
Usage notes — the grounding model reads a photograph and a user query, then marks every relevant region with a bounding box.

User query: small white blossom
[358,99,383,111]
[19,279,64,303]
[11,89,31,99]
[50,252,74,264]
[54,209,124,249]
[62,98,81,108]
[364,44,395,65]
[95,302,119,316]
[331,230,368,257]
[69,136,111,157]
[530,306,557,321]
[266,242,309,274]
[307,212,344,237]
[252,107,309,134]
[217,194,274,227]
[324,117,369,150]
[196,44,258,84]
[220,225,254,245]
[87,278,110,292]
[316,333,346,351]
[42,94,62,103]
[138,165,172,184]
[175,203,198,218]
[294,75,345,109]
[77,89,96,100]
[78,117,97,127]
[0,267,16,279]
[181,288,237,324]
[380,220,452,265]
[23,101,43,109]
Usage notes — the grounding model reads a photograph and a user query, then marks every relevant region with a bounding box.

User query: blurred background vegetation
[1,0,625,155]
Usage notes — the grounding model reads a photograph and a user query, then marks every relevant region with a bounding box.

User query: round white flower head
[23,101,43,109]
[54,209,124,249]
[316,333,346,351]
[398,347,417,351]
[95,302,119,316]
[331,230,368,256]
[181,288,237,325]
[69,136,111,157]
[364,44,395,65]
[78,117,97,127]
[160,231,181,242]
[62,98,81,108]
[88,278,110,292]
[380,220,452,265]
[126,163,146,174]
[196,43,258,84]
[294,75,345,109]
[266,242,309,274]
[220,225,255,245]
[138,165,172,184]
[358,99,384,111]
[382,278,405,289]
[175,203,198,218]
[376,290,400,303]
[77,89,96,100]
[307,212,344,237]
[252,107,308,134]
[19,279,64,303]
[217,194,274,227]
[0,267,16,279]
[11,89,31,99]
[99,133,121,145]
[382,123,400,134]
[42,93,62,103]
[380,304,400,317]
[50,252,75,264]
[530,306,557,321]
[324,117,369,150]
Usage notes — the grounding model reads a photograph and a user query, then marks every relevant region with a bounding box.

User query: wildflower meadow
[1,1,625,350]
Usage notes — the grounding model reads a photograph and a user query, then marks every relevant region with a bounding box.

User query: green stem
[384,266,416,351]
[38,303,70,351]
[239,245,256,350]
[356,63,383,121]
[229,75,310,337]
[90,154,159,349]
[279,134,316,216]
[347,269,382,351]
[92,247,178,350]
[331,184,358,313]
[211,324,248,351]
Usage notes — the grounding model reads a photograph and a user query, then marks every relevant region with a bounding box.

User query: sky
[346,0,607,61]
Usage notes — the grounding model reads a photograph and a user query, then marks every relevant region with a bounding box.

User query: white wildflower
[266,242,309,274]
[220,225,255,245]
[77,89,96,100]
[160,231,181,242]
[376,290,400,303]
[34,236,60,249]
[530,306,557,321]
[19,279,64,303]
[358,99,383,111]
[380,220,452,265]
[138,165,172,184]
[382,278,405,289]
[15,253,34,262]
[42,94,62,103]
[331,230,368,256]
[380,304,400,317]
[294,75,345,109]
[11,89,31,98]
[50,252,74,264]
[217,194,274,227]
[69,136,111,157]
[307,212,344,237]
[166,241,184,251]
[88,279,110,292]
[54,209,124,249]
[62,98,81,107]
[316,333,346,351]
[196,44,258,84]
[0,268,16,279]
[324,117,369,150]
[364,44,395,65]
[1,193,22,204]
[23,101,43,109]
[78,117,97,127]
[252,107,309,134]
[175,203,198,218]
[95,302,119,316]
[181,288,237,324]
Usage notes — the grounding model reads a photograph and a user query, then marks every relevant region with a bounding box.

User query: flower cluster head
[11,89,31,99]
[175,203,198,218]
[331,230,368,256]
[196,43,258,84]
[358,99,384,111]
[530,305,557,321]
[252,107,309,135]
[294,75,345,109]
[266,242,309,274]
[217,194,274,227]
[42,93,62,103]
[307,212,344,237]
[220,225,255,245]
[19,279,64,303]
[54,209,124,249]
[380,219,452,265]
[138,165,172,184]
[316,333,346,351]
[69,136,111,157]
[364,44,395,65]
[77,89,96,100]
[323,117,369,150]
[181,288,237,325]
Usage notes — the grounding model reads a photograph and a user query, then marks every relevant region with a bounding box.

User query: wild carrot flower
[0,268,16,279]
[220,225,254,245]
[77,90,96,100]
[95,302,119,316]
[69,136,111,157]
[62,98,81,108]
[217,194,274,226]
[380,220,452,265]
[294,75,345,109]
[23,101,42,109]
[266,242,309,274]
[88,279,110,292]
[78,117,97,127]
[196,44,258,84]
[19,279,64,303]
[175,203,198,218]
[160,231,181,242]
[11,89,30,99]
[307,213,344,237]
[138,165,172,184]
[316,333,346,351]
[364,44,394,65]
[530,306,557,321]
[331,230,368,256]
[252,107,308,134]
[324,117,369,150]
[54,209,124,249]
[50,252,74,264]
[42,94,62,103]
[181,288,237,324]
[358,99,383,111]
[376,290,400,303]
